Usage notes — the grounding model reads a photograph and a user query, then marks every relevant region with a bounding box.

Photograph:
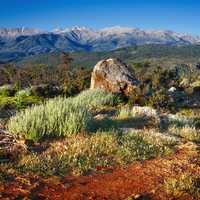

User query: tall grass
[167,114,193,128]
[8,97,92,141]
[117,107,132,119]
[74,89,122,110]
[8,89,120,141]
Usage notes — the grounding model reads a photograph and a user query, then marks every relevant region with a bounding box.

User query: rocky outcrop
[0,129,27,161]
[90,58,139,95]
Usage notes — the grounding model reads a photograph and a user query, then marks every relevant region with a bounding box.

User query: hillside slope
[16,44,200,68]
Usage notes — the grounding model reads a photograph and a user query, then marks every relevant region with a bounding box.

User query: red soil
[0,143,199,200]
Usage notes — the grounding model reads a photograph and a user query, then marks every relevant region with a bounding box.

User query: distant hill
[16,44,200,69]
[1,26,200,62]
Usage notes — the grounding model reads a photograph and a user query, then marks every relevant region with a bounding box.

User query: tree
[60,52,73,69]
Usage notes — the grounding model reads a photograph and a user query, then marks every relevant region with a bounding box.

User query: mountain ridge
[1,26,200,62]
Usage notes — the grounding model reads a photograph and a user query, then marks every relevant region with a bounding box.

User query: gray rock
[90,58,139,95]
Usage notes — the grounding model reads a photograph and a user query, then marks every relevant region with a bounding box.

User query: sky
[0,0,200,35]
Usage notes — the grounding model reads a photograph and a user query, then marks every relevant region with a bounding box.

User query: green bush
[117,107,132,119]
[8,97,92,141]
[15,95,42,109]
[7,89,124,141]
[15,88,42,109]
[194,118,200,129]
[15,88,32,98]
[146,89,172,109]
[74,89,122,110]
[0,96,16,110]
[0,85,16,97]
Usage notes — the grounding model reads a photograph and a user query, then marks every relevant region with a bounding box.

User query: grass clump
[74,89,122,110]
[168,126,200,141]
[7,89,122,141]
[167,114,193,128]
[118,131,173,162]
[8,97,92,141]
[117,107,132,119]
[164,173,200,199]
[132,129,178,147]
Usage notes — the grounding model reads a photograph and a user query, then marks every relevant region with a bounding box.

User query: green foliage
[74,89,122,110]
[167,114,193,128]
[117,107,132,119]
[7,89,121,141]
[0,92,41,112]
[0,96,16,111]
[146,89,172,109]
[8,97,92,141]
[0,85,16,97]
[15,88,32,98]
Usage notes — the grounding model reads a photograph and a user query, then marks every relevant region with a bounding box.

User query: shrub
[0,85,16,97]
[8,97,92,141]
[8,89,122,141]
[194,118,200,129]
[15,88,32,98]
[15,88,42,109]
[0,96,16,111]
[146,89,172,109]
[15,95,42,109]
[74,89,122,110]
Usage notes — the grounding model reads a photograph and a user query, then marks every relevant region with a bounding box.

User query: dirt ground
[0,142,199,200]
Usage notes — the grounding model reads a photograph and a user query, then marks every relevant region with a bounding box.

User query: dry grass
[169,126,200,141]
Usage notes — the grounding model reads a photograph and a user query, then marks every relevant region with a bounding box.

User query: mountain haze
[1,26,200,62]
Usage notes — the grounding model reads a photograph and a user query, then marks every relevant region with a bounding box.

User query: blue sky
[0,0,200,35]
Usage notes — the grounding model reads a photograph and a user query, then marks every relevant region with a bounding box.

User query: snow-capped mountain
[0,26,200,62]
[0,28,44,38]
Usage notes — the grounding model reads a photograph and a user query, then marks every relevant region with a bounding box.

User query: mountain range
[1,26,200,62]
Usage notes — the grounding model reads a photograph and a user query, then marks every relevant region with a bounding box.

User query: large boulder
[90,58,139,95]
